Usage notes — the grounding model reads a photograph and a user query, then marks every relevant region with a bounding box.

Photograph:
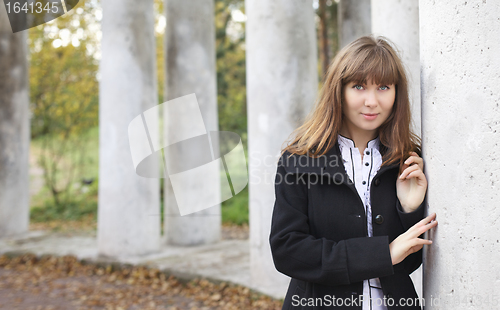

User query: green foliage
[28,1,100,211]
[154,0,165,104]
[221,185,249,225]
[30,178,98,222]
[29,1,100,139]
[215,0,247,145]
[30,126,99,221]
[215,0,248,225]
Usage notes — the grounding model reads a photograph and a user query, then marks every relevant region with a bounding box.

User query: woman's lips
[362,113,378,120]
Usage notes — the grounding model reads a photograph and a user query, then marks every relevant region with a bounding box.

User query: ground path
[0,225,283,310]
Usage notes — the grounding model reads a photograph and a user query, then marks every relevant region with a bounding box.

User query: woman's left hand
[396,151,428,213]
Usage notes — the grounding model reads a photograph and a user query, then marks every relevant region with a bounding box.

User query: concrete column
[371,0,421,136]
[246,0,318,298]
[371,0,422,297]
[420,1,500,308]
[338,0,371,48]
[0,4,30,237]
[163,0,221,245]
[98,0,160,257]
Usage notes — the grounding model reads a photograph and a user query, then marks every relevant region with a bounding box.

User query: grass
[30,126,99,226]
[30,126,249,229]
[30,181,98,222]
[221,185,249,226]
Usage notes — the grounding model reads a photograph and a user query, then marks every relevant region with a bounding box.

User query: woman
[269,36,438,310]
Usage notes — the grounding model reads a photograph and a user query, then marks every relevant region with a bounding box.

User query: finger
[405,170,427,182]
[416,220,438,235]
[400,164,419,178]
[399,165,420,179]
[408,213,437,233]
[407,221,437,238]
[405,154,424,169]
[403,168,423,180]
[404,155,422,165]
[410,238,433,248]
[418,213,437,227]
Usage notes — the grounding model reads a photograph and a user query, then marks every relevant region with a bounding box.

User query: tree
[214,0,247,146]
[29,0,100,211]
[316,0,339,82]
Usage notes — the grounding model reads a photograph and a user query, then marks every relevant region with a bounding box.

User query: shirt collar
[337,134,380,151]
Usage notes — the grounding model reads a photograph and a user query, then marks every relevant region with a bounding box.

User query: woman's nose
[364,90,378,107]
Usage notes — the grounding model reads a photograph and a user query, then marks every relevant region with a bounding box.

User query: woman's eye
[379,85,389,90]
[354,85,364,90]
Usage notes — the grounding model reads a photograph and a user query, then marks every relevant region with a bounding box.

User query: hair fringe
[281,35,421,170]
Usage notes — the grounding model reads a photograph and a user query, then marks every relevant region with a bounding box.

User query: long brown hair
[281,35,421,169]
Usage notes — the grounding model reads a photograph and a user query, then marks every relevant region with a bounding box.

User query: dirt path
[0,225,281,310]
[0,254,281,310]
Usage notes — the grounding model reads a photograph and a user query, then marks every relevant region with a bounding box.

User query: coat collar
[279,139,400,186]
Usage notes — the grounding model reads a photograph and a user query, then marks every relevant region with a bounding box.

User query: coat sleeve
[269,164,394,286]
[396,196,427,275]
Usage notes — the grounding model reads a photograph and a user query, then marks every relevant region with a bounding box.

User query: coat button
[374,178,381,186]
[375,214,384,224]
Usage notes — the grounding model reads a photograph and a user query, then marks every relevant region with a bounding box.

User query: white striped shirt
[337,134,387,310]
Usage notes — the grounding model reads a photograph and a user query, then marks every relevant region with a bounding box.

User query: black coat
[269,140,426,310]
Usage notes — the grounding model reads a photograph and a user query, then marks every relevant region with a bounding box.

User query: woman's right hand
[389,213,438,265]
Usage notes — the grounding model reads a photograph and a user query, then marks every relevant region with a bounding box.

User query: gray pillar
[371,0,421,137]
[246,0,318,298]
[163,0,221,245]
[371,0,422,298]
[338,0,371,48]
[0,4,30,237]
[98,0,160,257]
[420,1,500,308]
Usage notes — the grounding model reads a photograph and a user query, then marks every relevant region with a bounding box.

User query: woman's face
[342,79,396,136]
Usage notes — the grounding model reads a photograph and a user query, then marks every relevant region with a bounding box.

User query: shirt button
[366,151,370,155]
[362,181,366,185]
[365,162,369,166]
[375,214,384,224]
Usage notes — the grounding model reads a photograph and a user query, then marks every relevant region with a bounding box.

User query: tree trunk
[318,0,330,80]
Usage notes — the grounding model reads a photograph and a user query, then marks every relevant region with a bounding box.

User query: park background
[2,0,500,309]
[26,0,339,232]
[2,0,341,309]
